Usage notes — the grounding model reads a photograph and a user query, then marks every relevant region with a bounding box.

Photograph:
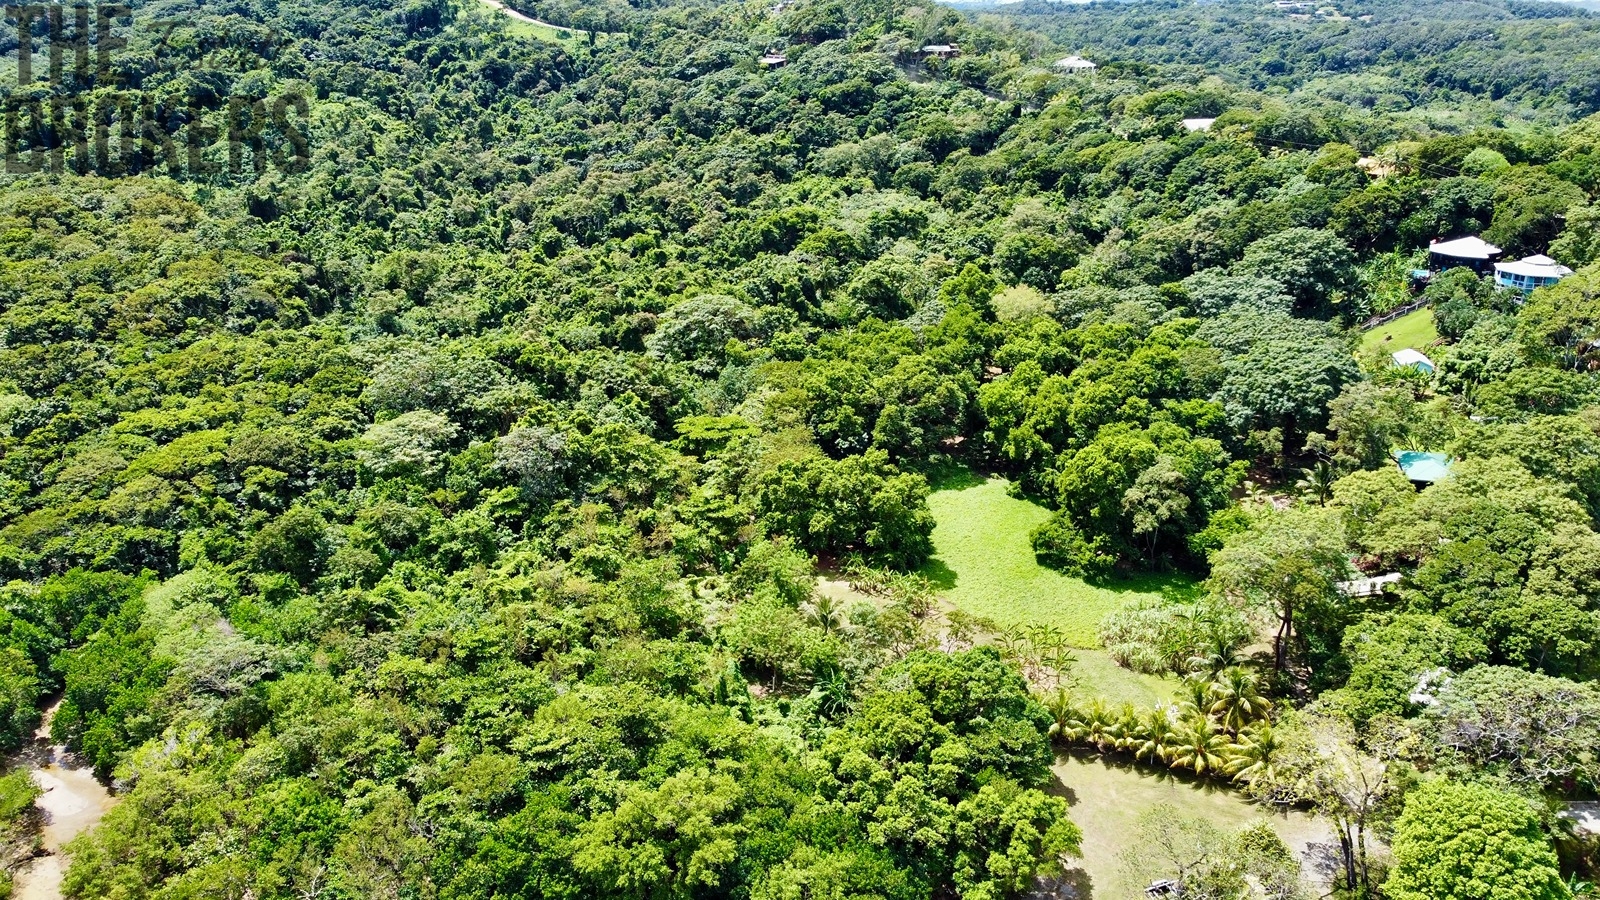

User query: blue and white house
[1493,254,1573,294]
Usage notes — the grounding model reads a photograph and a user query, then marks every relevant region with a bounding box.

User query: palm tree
[997,627,1029,664]
[1129,707,1177,764]
[1226,722,1281,787]
[1027,624,1066,649]
[1375,143,1406,176]
[1185,627,1241,678]
[1296,460,1337,506]
[1045,643,1078,686]
[1109,703,1140,753]
[1028,624,1075,685]
[812,667,852,719]
[1042,687,1076,744]
[1175,676,1214,721]
[1208,667,1272,734]
[1158,604,1199,672]
[1066,699,1118,752]
[805,594,844,635]
[1167,716,1232,776]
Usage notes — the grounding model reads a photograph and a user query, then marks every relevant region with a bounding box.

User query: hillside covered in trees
[0,0,1597,897]
[993,0,1600,127]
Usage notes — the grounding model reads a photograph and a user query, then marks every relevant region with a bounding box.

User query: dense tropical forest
[0,0,1595,896]
[992,0,1600,126]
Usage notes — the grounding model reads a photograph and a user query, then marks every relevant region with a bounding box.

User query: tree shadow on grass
[921,460,988,492]
[1027,867,1093,900]
[1055,748,1240,798]
[1048,777,1082,807]
[918,556,958,590]
[1082,570,1203,603]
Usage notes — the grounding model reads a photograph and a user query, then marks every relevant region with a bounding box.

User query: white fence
[1360,298,1428,331]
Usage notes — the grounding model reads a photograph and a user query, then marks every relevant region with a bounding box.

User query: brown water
[1051,753,1338,900]
[10,703,116,900]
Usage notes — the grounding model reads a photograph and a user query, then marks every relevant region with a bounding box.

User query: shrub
[1029,513,1115,579]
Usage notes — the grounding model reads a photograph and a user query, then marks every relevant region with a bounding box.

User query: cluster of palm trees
[1041,667,1280,784]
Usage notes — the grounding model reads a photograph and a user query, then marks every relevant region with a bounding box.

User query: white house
[1181,117,1216,132]
[1336,572,1402,598]
[1054,55,1097,73]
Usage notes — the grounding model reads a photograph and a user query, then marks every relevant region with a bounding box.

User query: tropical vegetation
[0,0,1595,897]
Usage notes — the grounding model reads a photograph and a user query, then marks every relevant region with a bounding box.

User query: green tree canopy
[1387,780,1569,900]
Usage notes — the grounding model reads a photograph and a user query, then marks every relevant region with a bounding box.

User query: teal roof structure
[1395,451,1452,484]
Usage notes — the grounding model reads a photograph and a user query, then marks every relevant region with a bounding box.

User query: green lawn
[1361,305,1438,355]
[1070,648,1177,707]
[920,477,1188,704]
[502,18,574,41]
[921,478,1196,644]
[479,0,619,45]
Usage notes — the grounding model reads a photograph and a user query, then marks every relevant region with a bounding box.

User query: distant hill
[985,0,1600,123]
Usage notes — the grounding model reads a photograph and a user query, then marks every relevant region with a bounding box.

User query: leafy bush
[1029,513,1115,579]
[1098,601,1251,676]
[0,769,39,824]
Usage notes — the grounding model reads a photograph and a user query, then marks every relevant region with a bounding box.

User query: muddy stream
[10,702,116,900]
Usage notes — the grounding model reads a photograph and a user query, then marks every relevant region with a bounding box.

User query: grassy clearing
[1069,649,1177,707]
[1053,754,1332,899]
[1361,305,1438,355]
[502,18,574,41]
[920,477,1196,645]
[478,0,619,45]
[920,476,1187,704]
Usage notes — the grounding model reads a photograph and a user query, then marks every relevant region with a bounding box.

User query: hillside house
[922,44,961,60]
[1054,55,1097,74]
[1181,117,1216,132]
[1357,156,1397,178]
[759,51,788,68]
[1337,572,1402,598]
[1428,235,1502,275]
[1493,254,1572,293]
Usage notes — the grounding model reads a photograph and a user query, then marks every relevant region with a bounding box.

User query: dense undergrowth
[0,0,1594,896]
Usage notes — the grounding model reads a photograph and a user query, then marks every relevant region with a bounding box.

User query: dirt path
[475,0,585,34]
[11,703,117,900]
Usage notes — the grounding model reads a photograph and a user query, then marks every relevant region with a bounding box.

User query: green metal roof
[1395,451,1453,484]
